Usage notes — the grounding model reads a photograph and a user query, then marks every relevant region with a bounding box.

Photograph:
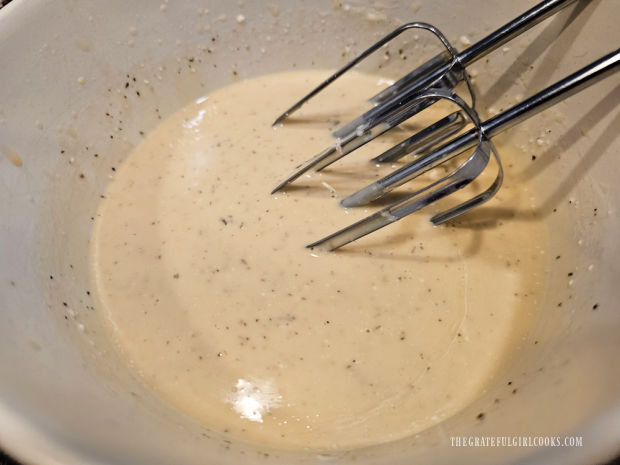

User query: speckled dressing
[91,70,550,450]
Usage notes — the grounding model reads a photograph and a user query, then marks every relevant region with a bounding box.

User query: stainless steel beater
[306,50,619,251]
[270,1,620,250]
[271,0,580,189]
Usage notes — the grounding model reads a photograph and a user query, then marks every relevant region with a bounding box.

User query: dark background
[0,451,18,465]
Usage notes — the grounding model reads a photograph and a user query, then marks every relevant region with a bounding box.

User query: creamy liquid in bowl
[91,71,550,450]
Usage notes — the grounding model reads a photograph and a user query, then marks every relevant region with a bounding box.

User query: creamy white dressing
[91,70,549,450]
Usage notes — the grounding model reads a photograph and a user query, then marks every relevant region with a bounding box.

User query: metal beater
[271,0,619,250]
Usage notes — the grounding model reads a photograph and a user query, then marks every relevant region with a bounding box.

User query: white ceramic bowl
[1,1,619,464]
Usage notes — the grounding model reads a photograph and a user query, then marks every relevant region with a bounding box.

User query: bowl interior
[0,0,619,464]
